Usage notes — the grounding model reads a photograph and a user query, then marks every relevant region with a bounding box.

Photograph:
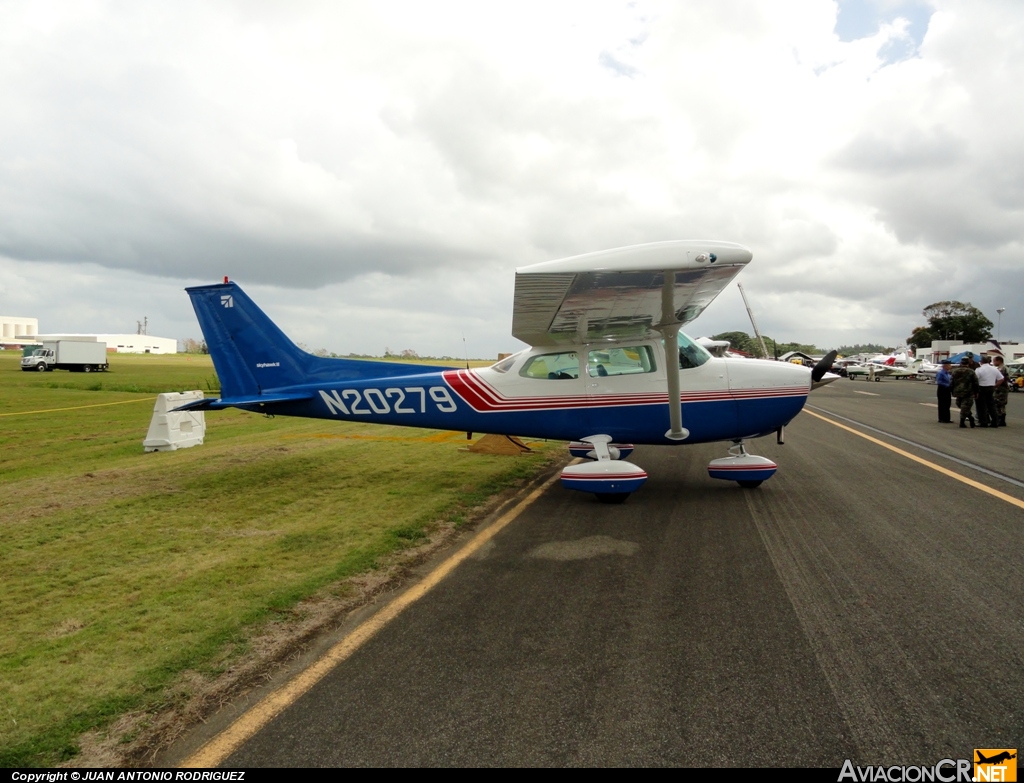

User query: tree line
[713,300,995,358]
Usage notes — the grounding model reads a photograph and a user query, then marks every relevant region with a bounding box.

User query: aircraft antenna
[737,283,769,359]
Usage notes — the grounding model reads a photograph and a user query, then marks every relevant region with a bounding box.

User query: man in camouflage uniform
[951,357,979,428]
[993,355,1010,427]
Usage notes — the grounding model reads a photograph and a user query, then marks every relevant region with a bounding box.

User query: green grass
[0,352,559,766]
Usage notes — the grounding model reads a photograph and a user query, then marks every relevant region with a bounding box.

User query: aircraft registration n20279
[318,386,458,416]
[180,240,839,503]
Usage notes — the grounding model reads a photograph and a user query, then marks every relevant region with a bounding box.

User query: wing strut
[659,271,689,441]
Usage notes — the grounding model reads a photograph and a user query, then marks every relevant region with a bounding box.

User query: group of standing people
[935,354,1010,428]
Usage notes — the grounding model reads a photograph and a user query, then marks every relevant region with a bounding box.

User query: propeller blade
[812,350,838,383]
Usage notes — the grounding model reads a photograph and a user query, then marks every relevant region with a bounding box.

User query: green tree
[710,331,826,358]
[906,326,933,350]
[907,301,993,348]
[757,336,822,359]
[711,331,764,357]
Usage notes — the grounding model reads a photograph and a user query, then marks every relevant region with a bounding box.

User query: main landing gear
[561,436,779,501]
[707,440,777,488]
[561,435,647,503]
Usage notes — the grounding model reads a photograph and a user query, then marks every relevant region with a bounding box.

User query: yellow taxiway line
[805,409,1024,511]
[181,464,569,768]
[0,397,156,417]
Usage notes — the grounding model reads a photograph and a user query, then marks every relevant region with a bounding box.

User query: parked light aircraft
[916,360,941,380]
[180,240,838,503]
[843,354,925,382]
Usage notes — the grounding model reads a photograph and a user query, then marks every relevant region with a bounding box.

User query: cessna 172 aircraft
[180,240,838,503]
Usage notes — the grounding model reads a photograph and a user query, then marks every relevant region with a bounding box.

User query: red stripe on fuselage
[707,463,778,471]
[561,472,649,480]
[443,369,807,414]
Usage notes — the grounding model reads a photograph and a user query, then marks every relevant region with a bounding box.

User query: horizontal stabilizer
[172,391,315,412]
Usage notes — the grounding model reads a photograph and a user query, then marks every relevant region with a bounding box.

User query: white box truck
[21,340,109,372]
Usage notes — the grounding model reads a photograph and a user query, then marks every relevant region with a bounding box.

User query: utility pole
[997,308,1005,342]
[737,283,769,359]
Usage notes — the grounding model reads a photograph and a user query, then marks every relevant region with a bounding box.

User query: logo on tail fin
[221,295,234,308]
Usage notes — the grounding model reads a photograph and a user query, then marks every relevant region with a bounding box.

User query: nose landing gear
[707,440,777,488]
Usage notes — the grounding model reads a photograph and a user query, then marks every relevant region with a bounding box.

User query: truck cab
[20,348,54,372]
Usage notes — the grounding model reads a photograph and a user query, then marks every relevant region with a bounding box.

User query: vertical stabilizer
[186,283,312,397]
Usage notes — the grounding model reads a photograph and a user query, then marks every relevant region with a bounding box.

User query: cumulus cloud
[0,0,1021,354]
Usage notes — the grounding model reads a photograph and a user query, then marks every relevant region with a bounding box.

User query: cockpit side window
[588,345,657,377]
[519,352,580,380]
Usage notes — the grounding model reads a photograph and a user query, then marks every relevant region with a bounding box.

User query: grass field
[0,351,558,766]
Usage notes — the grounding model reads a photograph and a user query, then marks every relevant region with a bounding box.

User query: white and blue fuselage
[243,344,810,446]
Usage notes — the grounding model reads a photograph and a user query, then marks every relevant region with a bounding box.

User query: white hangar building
[1,315,40,348]
[28,333,178,354]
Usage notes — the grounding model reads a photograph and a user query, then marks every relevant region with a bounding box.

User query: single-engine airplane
[845,358,920,381]
[180,240,838,503]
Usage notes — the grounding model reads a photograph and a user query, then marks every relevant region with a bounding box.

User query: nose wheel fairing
[707,442,777,487]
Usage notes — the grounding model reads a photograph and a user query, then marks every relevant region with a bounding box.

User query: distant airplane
[846,356,921,381]
[180,241,839,503]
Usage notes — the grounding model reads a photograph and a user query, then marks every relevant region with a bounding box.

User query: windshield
[660,333,711,369]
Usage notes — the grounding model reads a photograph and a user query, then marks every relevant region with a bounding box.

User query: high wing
[512,240,752,347]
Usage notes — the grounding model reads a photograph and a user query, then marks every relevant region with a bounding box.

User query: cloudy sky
[1,0,1021,357]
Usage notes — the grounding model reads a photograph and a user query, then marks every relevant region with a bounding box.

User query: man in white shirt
[975,355,1003,428]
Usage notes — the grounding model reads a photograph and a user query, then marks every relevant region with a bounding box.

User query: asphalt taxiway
[170,378,1023,766]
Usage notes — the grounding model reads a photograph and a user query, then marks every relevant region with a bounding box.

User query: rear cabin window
[588,346,657,377]
[520,352,580,380]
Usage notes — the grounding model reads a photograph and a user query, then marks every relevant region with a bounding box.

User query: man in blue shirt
[936,358,953,423]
